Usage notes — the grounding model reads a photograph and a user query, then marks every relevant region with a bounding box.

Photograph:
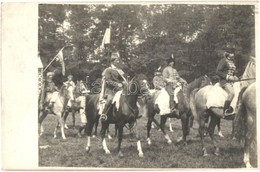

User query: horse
[146,75,212,145]
[38,83,74,139]
[63,80,89,130]
[192,57,255,156]
[233,82,256,168]
[85,74,150,157]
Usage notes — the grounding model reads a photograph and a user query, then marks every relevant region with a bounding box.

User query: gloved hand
[228,76,235,81]
[233,76,239,81]
[118,83,123,88]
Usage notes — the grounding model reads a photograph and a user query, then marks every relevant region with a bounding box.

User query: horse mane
[233,86,248,142]
[240,57,256,88]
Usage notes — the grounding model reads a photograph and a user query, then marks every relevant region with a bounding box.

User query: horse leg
[85,122,94,152]
[92,116,99,138]
[63,111,69,129]
[168,118,173,132]
[58,113,66,140]
[179,113,189,145]
[101,121,110,154]
[114,124,118,138]
[199,112,208,156]
[146,116,154,145]
[54,121,59,139]
[117,125,124,157]
[217,119,224,137]
[189,114,194,128]
[244,113,255,168]
[107,125,113,140]
[160,116,172,144]
[72,110,76,129]
[132,121,144,157]
[39,110,48,136]
[208,114,219,156]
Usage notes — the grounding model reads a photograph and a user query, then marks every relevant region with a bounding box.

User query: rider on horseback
[65,74,76,111]
[162,55,187,118]
[44,72,59,110]
[99,52,126,121]
[153,66,165,90]
[216,49,239,118]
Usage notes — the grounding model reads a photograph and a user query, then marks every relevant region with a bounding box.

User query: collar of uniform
[111,64,118,69]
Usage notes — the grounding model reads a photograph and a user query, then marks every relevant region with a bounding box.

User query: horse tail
[233,87,247,142]
[188,88,199,128]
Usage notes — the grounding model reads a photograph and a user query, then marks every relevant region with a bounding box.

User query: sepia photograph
[1,1,258,170]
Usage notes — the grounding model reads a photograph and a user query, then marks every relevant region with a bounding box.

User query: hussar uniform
[216,51,238,117]
[153,68,165,90]
[162,56,187,117]
[40,72,59,110]
[99,52,126,121]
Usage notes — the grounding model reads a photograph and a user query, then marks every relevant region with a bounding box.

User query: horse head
[125,74,150,97]
[200,75,212,88]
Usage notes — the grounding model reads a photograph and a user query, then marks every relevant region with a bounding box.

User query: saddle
[206,83,240,112]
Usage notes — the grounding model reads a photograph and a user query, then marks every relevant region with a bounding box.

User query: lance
[235,78,256,82]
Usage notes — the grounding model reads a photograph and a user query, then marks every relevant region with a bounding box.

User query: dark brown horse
[146,75,212,145]
[193,57,255,156]
[233,82,256,168]
[85,74,149,157]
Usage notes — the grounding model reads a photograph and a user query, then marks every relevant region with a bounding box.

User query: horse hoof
[64,125,69,129]
[92,135,96,138]
[167,140,172,144]
[108,135,113,140]
[86,147,90,152]
[77,133,82,138]
[62,137,67,140]
[139,153,144,158]
[170,130,174,133]
[203,153,209,157]
[54,136,57,139]
[118,151,124,157]
[147,138,152,145]
[177,137,183,143]
[214,148,220,156]
[105,150,111,154]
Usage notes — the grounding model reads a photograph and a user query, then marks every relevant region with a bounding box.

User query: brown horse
[193,57,255,156]
[85,74,149,157]
[146,75,212,145]
[38,83,74,139]
[233,82,256,168]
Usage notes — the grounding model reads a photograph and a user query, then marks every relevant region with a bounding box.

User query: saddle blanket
[152,86,182,116]
[112,90,123,111]
[206,82,240,111]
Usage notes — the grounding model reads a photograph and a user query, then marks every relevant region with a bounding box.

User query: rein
[234,78,256,82]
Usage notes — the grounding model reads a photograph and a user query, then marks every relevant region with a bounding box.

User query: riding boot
[223,100,235,120]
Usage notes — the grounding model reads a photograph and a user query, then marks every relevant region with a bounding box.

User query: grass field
[39,113,257,168]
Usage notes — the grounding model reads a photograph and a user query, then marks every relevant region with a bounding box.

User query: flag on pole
[101,23,111,48]
[55,47,65,76]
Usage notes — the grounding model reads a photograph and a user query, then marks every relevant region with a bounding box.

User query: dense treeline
[38,4,255,84]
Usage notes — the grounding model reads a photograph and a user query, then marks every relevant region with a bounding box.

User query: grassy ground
[39,113,257,168]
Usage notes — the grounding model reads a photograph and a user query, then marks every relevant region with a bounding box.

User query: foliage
[38,4,255,83]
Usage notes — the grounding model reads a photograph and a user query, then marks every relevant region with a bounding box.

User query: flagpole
[43,46,65,73]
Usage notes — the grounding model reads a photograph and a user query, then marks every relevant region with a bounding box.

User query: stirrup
[100,114,107,121]
[223,110,235,120]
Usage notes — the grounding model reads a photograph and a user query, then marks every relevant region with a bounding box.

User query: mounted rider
[40,72,59,111]
[99,52,126,121]
[216,49,238,118]
[153,66,165,90]
[64,74,76,111]
[162,55,187,117]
